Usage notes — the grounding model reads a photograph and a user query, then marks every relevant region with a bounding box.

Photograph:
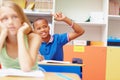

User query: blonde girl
[0,1,41,71]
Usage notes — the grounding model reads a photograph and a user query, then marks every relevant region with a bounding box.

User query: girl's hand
[0,22,8,35]
[52,12,66,21]
[38,54,44,61]
[18,22,32,34]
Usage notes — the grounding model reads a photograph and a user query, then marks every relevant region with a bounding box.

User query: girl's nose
[7,18,13,24]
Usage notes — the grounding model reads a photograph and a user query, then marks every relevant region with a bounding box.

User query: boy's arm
[63,17,85,41]
[53,12,85,41]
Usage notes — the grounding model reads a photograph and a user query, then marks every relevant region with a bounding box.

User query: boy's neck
[42,35,51,43]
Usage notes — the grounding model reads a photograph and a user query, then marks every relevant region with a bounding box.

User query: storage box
[73,40,90,46]
[107,39,120,46]
[90,41,104,46]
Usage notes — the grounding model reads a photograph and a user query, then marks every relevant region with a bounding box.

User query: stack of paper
[0,68,44,78]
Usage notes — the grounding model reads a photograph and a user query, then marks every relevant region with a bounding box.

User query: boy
[33,12,85,61]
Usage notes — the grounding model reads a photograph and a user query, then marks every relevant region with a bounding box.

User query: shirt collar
[49,36,53,43]
[42,35,53,44]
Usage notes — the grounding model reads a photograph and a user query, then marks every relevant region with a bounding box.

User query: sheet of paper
[41,60,71,64]
[0,68,44,78]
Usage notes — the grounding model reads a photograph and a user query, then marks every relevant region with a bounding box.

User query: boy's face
[34,20,50,39]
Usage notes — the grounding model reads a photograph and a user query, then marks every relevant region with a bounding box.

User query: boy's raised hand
[52,12,66,21]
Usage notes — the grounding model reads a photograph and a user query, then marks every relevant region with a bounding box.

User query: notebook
[41,60,71,64]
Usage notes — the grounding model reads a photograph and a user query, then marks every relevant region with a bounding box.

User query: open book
[41,60,71,64]
[0,68,44,78]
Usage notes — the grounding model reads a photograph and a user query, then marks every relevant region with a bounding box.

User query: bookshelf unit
[108,0,120,46]
[15,0,120,46]
[55,0,108,46]
[21,0,109,46]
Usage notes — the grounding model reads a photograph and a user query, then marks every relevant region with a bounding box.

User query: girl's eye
[12,15,18,19]
[1,17,8,22]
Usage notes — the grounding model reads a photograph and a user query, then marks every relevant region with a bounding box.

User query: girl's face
[34,20,50,39]
[0,7,22,36]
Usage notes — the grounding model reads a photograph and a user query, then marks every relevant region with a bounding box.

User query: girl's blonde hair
[0,1,32,32]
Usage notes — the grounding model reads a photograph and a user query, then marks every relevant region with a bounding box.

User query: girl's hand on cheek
[18,22,31,34]
[0,22,8,36]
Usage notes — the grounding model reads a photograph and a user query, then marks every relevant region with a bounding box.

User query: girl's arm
[17,22,41,71]
[0,23,8,52]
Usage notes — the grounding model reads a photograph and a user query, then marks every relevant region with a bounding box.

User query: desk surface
[0,72,81,80]
[38,61,84,66]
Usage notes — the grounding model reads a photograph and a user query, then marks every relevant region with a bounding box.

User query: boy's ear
[33,29,36,33]
[48,26,50,30]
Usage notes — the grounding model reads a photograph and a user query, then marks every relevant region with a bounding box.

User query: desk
[0,72,81,80]
[38,62,84,78]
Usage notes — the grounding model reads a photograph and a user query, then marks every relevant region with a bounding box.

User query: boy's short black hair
[33,18,48,28]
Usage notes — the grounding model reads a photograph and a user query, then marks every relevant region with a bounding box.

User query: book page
[0,68,44,78]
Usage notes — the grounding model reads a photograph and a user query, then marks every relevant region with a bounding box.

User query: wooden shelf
[24,10,52,17]
[24,10,52,23]
[54,21,106,27]
[108,15,120,21]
